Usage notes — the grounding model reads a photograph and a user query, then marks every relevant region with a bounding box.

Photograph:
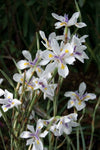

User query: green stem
[88,97,100,150]
[53,76,63,116]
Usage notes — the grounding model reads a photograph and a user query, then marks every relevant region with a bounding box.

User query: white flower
[52,12,86,29]
[64,82,96,111]
[0,90,21,114]
[39,30,56,50]
[20,120,48,150]
[50,113,79,136]
[71,35,89,63]
[40,39,75,78]
[16,50,43,76]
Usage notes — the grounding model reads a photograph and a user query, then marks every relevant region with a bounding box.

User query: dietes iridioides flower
[52,12,86,29]
[64,82,96,111]
[20,119,48,150]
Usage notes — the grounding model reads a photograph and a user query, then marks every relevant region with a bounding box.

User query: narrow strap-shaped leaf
[0,69,15,88]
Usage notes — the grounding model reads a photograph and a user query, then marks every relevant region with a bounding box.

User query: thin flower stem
[88,97,100,150]
[76,127,80,150]
[53,76,63,116]
[80,125,86,150]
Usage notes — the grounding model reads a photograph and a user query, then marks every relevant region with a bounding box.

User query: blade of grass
[88,97,100,150]
[0,69,15,88]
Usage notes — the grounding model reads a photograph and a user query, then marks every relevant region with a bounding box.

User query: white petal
[22,50,32,61]
[75,101,86,111]
[20,131,32,138]
[40,130,48,138]
[64,91,75,97]
[34,139,43,150]
[4,90,13,99]
[79,82,86,95]
[26,138,33,145]
[63,126,72,135]
[0,98,8,104]
[45,62,57,74]
[27,125,35,132]
[75,22,87,28]
[12,99,21,106]
[17,60,29,70]
[52,13,64,22]
[51,39,60,55]
[67,100,75,109]
[58,63,69,78]
[68,12,79,26]
[54,22,65,29]
[13,73,23,83]
[85,93,96,101]
[65,56,75,64]
[39,30,46,40]
[41,50,54,61]
[39,59,50,66]
[2,105,8,112]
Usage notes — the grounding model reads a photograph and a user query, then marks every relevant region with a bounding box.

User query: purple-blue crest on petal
[64,14,69,23]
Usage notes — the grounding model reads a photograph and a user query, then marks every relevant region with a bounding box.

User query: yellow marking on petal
[70,53,73,56]
[78,101,82,105]
[71,101,74,104]
[86,95,90,98]
[12,102,15,105]
[38,126,41,129]
[49,54,53,58]
[8,96,11,99]
[24,62,29,66]
[20,78,23,82]
[35,81,38,84]
[4,107,7,111]
[72,93,76,96]
[37,140,39,144]
[60,121,62,124]
[60,22,66,26]
[37,68,41,72]
[60,48,63,51]
[43,121,47,125]
[65,49,69,53]
[44,87,47,90]
[61,64,65,69]
[28,85,34,90]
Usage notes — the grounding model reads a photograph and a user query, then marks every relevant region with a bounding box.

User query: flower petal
[17,60,29,70]
[20,131,32,138]
[39,130,48,138]
[52,13,64,22]
[22,50,32,61]
[58,63,69,78]
[27,125,35,133]
[85,93,96,101]
[79,82,86,95]
[75,22,87,28]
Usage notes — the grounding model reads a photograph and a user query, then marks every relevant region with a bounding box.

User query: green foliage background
[0,0,100,149]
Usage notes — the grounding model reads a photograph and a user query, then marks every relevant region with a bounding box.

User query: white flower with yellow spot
[20,119,48,150]
[40,39,75,78]
[50,113,79,136]
[64,82,96,111]
[0,90,21,114]
[52,12,86,29]
[39,30,56,50]
[71,35,89,63]
[16,50,43,76]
